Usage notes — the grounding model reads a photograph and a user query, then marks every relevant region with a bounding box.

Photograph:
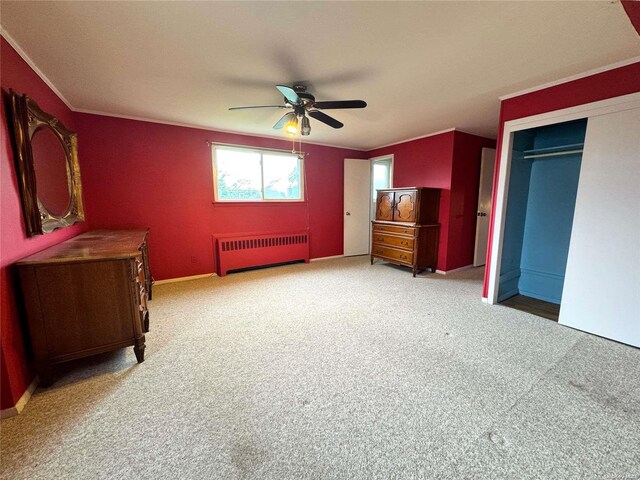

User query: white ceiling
[2,1,639,150]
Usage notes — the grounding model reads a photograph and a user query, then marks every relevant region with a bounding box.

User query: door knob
[345,212,351,216]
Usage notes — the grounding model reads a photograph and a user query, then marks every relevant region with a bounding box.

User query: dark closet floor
[501,294,560,322]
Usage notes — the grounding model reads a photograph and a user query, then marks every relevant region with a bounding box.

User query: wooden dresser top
[17,229,149,265]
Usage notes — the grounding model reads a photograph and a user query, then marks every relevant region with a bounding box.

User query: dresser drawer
[371,246,414,265]
[372,233,414,250]
[373,224,416,236]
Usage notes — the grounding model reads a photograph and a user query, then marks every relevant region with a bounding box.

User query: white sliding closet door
[559,107,640,347]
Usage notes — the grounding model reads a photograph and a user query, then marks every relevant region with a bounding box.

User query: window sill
[212,201,308,207]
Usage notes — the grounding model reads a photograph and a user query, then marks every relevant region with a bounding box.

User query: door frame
[486,91,640,305]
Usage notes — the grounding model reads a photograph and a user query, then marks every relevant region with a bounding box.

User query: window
[212,145,304,202]
[372,159,392,201]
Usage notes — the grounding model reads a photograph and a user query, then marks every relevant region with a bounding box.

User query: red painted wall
[1,37,89,410]
[75,114,367,281]
[482,61,640,297]
[449,131,496,271]
[368,130,495,271]
[622,1,640,36]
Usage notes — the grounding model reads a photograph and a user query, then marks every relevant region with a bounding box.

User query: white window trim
[211,144,305,203]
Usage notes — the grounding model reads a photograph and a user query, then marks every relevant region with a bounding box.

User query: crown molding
[367,128,496,151]
[73,108,365,152]
[0,27,74,110]
[368,128,456,151]
[498,56,640,101]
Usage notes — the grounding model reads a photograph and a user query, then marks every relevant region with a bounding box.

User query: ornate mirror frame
[8,90,85,236]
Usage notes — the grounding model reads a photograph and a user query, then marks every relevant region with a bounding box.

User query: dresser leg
[143,311,150,333]
[133,337,146,363]
[370,256,374,265]
[413,267,417,278]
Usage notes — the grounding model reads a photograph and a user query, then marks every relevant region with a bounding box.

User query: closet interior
[498,118,587,320]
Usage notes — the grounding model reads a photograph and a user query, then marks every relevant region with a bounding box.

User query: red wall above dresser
[0,37,89,410]
[368,131,455,271]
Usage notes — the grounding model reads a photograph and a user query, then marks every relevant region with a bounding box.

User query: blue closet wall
[498,134,533,301]
[499,120,586,304]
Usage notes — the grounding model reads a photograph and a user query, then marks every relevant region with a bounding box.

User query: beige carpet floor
[1,256,639,479]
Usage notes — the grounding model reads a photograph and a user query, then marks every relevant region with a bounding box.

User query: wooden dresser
[371,187,440,276]
[16,229,152,386]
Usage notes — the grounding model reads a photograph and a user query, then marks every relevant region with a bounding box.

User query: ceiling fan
[229,84,367,136]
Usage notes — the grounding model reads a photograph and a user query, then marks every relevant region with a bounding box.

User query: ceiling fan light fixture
[284,117,299,135]
[301,116,311,136]
[231,84,367,136]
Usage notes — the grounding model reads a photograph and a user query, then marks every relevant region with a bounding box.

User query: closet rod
[524,149,583,160]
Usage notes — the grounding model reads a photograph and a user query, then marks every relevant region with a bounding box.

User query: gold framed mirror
[8,90,84,236]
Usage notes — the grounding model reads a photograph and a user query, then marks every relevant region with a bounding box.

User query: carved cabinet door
[394,190,417,222]
[375,191,394,221]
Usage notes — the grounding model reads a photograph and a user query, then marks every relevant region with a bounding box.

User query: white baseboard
[0,376,38,419]
[435,264,475,275]
[153,273,216,285]
[310,255,344,262]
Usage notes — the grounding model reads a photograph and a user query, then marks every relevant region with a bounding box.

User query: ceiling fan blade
[308,110,343,129]
[276,85,301,105]
[229,105,287,110]
[273,112,296,130]
[313,100,367,110]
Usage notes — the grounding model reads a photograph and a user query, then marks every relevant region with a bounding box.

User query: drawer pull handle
[400,255,407,260]
[401,241,409,246]
[376,250,383,254]
[404,230,411,234]
[376,237,384,242]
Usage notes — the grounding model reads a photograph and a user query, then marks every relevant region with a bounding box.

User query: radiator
[213,231,310,276]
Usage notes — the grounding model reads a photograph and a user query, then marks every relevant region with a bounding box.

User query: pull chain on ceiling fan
[229,84,367,136]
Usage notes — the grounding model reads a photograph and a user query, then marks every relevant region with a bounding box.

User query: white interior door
[559,107,640,347]
[473,148,496,266]
[344,159,372,256]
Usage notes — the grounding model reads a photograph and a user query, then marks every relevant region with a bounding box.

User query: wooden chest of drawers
[371,223,439,276]
[371,187,440,276]
[16,229,152,386]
